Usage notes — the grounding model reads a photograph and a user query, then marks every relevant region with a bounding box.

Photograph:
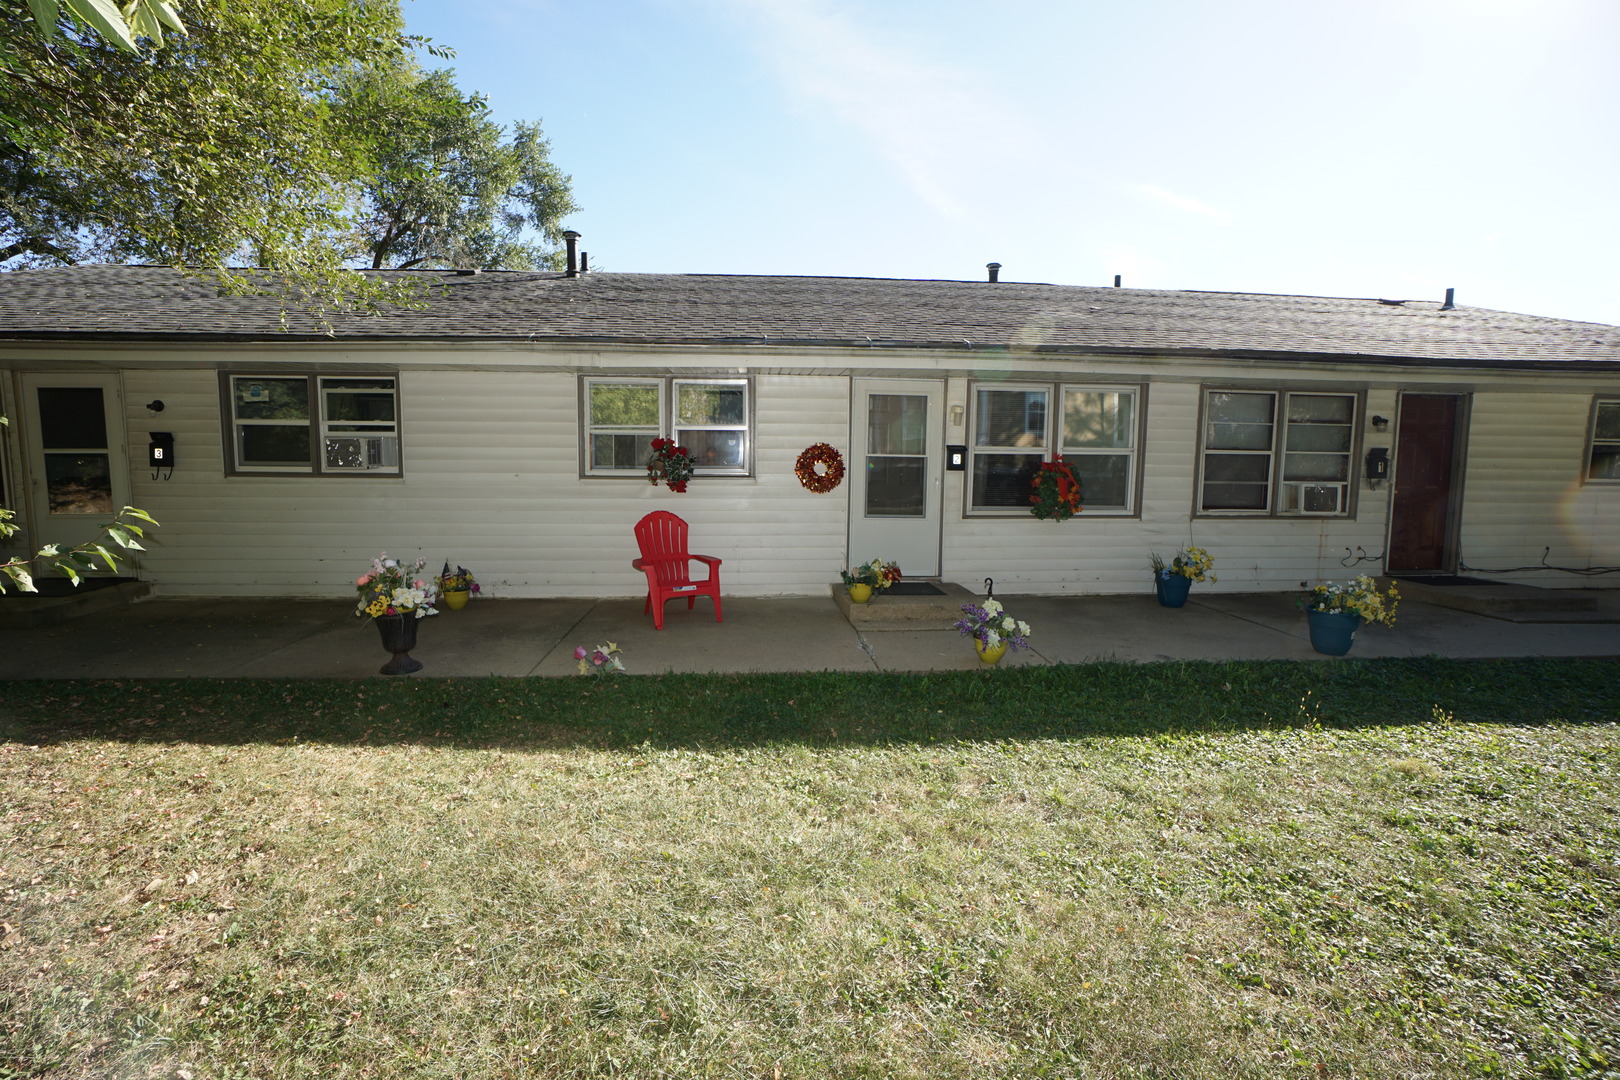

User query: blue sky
[400,0,1620,326]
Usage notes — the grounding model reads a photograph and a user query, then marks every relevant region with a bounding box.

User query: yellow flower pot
[975,639,1008,665]
[441,588,470,611]
[847,583,873,604]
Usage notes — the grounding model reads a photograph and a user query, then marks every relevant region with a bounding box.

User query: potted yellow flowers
[1301,575,1399,655]
[1150,546,1215,608]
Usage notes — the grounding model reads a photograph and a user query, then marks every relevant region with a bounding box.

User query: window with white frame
[968,382,1140,514]
[1589,400,1620,481]
[1198,389,1357,514]
[225,374,400,475]
[1061,387,1138,511]
[583,377,750,476]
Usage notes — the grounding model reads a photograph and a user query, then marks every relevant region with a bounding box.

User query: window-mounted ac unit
[1281,481,1344,515]
[325,434,399,470]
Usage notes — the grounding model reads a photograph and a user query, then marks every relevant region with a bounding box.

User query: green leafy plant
[647,438,693,492]
[0,503,158,593]
[22,0,185,53]
[0,415,158,593]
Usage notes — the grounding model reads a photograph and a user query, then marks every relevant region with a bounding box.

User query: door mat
[885,581,946,596]
[1387,575,1501,587]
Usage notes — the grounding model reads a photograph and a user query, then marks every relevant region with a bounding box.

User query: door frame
[1385,391,1470,574]
[17,371,131,569]
[847,378,945,578]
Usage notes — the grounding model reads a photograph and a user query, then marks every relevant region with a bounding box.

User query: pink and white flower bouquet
[354,553,438,619]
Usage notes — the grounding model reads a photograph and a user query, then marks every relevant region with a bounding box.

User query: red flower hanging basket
[1029,455,1084,521]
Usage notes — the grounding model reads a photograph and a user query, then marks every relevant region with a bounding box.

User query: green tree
[0,0,436,308]
[334,59,579,271]
[21,0,185,53]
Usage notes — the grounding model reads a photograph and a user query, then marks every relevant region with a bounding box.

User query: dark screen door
[1387,394,1462,573]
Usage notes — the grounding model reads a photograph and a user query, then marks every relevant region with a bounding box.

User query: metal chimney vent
[563,231,581,277]
[986,262,1001,283]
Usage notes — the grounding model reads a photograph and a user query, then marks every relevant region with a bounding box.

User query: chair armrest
[691,554,722,569]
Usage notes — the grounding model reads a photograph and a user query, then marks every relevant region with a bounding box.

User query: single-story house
[1,260,1618,600]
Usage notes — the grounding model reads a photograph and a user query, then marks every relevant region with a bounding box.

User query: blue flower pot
[1155,573,1192,608]
[1306,609,1361,656]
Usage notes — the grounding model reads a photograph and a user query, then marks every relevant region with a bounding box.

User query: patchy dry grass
[1,660,1617,1078]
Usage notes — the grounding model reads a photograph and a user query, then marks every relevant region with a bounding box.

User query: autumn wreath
[795,443,846,493]
[1029,455,1084,521]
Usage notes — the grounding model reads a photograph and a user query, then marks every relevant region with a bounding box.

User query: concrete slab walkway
[2,589,1617,680]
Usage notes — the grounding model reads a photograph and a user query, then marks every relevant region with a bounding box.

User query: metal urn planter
[374,613,423,675]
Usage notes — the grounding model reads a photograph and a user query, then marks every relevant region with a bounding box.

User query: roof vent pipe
[580,252,589,273]
[563,231,581,277]
[986,262,1001,283]
[1114,275,1122,287]
[1440,287,1455,310]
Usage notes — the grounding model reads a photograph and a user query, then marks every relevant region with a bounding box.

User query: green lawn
[2,659,1617,1079]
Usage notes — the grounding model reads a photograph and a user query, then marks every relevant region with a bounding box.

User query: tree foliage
[21,0,186,53]
[0,0,574,310]
[335,60,578,271]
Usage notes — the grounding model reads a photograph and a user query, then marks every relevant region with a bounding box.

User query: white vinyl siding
[75,360,1620,600]
[124,368,846,599]
[1588,399,1620,481]
[1459,392,1620,577]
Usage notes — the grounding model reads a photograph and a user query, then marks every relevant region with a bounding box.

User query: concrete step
[1387,576,1616,623]
[832,580,979,630]
[0,578,152,627]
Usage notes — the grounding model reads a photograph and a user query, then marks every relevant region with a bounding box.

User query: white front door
[847,379,944,577]
[19,373,131,565]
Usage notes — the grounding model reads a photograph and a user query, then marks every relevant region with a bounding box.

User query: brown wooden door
[1387,393,1463,573]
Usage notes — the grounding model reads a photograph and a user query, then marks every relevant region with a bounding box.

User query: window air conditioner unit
[325,435,399,470]
[1281,482,1344,515]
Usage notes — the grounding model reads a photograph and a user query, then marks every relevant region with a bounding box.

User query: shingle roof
[1,264,1617,368]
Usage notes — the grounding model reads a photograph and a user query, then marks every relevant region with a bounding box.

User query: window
[226,374,400,475]
[1198,389,1357,514]
[1061,387,1138,511]
[583,377,750,476]
[968,382,1140,514]
[1589,400,1620,481]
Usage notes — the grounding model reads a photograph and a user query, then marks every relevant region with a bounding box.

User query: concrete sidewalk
[2,588,1618,679]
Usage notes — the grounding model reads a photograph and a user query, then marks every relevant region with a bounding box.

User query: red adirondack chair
[632,511,724,630]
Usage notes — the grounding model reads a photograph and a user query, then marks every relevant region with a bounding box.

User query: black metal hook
[984,577,994,599]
